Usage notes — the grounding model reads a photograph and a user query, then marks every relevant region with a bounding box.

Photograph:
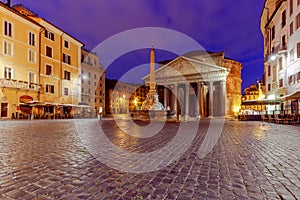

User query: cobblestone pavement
[0,119,299,199]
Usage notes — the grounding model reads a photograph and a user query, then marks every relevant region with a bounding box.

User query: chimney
[6,0,11,7]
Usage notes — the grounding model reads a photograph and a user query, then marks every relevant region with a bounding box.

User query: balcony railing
[272,44,287,54]
[265,44,287,62]
[0,78,41,91]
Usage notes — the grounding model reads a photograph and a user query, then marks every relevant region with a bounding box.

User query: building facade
[143,51,243,119]
[0,2,42,118]
[105,79,146,114]
[241,82,266,111]
[81,49,105,117]
[261,0,300,114]
[0,3,83,119]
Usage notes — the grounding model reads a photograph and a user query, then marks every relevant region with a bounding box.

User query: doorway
[1,103,8,118]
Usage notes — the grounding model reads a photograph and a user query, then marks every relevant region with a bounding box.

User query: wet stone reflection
[0,119,299,199]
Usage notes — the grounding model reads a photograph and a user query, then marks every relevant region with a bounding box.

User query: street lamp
[270,55,276,61]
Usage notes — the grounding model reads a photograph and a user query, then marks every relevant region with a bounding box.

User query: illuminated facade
[0,3,83,118]
[81,49,105,117]
[105,79,145,114]
[242,82,266,111]
[143,51,243,118]
[261,0,300,113]
[0,2,41,118]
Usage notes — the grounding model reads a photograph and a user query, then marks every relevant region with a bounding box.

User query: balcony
[0,78,41,91]
[265,44,287,62]
[272,43,287,54]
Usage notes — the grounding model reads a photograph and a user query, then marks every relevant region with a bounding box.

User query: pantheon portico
[143,51,242,120]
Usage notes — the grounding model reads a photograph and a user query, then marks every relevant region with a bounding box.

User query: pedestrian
[98,107,103,120]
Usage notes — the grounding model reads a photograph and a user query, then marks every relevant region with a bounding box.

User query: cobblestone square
[0,119,299,199]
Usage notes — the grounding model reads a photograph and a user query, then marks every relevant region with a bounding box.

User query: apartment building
[261,0,300,113]
[0,2,83,119]
[241,82,266,111]
[0,2,41,118]
[105,79,146,114]
[81,49,105,117]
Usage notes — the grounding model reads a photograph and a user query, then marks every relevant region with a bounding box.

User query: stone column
[173,84,178,111]
[220,80,226,116]
[185,83,190,121]
[200,82,205,117]
[164,86,168,109]
[209,81,214,117]
[196,82,201,119]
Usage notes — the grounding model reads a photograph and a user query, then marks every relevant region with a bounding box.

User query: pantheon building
[142,51,242,120]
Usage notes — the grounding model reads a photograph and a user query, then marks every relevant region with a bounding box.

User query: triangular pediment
[143,56,229,83]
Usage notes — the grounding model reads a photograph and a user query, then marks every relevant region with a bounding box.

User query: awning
[241,99,282,106]
[279,91,300,101]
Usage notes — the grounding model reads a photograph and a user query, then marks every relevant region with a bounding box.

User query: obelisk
[148,41,156,95]
[141,42,164,110]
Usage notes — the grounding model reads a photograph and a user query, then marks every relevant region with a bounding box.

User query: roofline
[0,2,42,28]
[10,3,84,46]
[36,17,84,46]
[142,55,230,80]
[264,0,287,28]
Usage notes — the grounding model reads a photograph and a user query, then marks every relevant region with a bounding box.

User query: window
[3,40,13,56]
[279,79,283,87]
[279,57,283,70]
[271,26,275,40]
[46,46,52,57]
[290,22,294,35]
[46,64,52,76]
[88,72,91,77]
[29,72,36,83]
[282,10,286,27]
[268,65,271,76]
[290,49,294,62]
[288,75,294,84]
[28,49,36,62]
[64,70,71,80]
[45,84,54,93]
[290,0,293,16]
[298,43,300,58]
[296,13,300,30]
[298,72,300,82]
[282,35,286,48]
[94,74,97,79]
[64,88,69,96]
[268,84,271,91]
[64,40,69,48]
[63,53,71,65]
[4,21,12,37]
[45,30,54,41]
[4,67,13,79]
[29,32,35,46]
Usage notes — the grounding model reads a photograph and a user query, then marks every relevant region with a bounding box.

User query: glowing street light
[270,55,276,61]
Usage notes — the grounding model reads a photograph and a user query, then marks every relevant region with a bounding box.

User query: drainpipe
[38,27,45,102]
[60,33,64,104]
